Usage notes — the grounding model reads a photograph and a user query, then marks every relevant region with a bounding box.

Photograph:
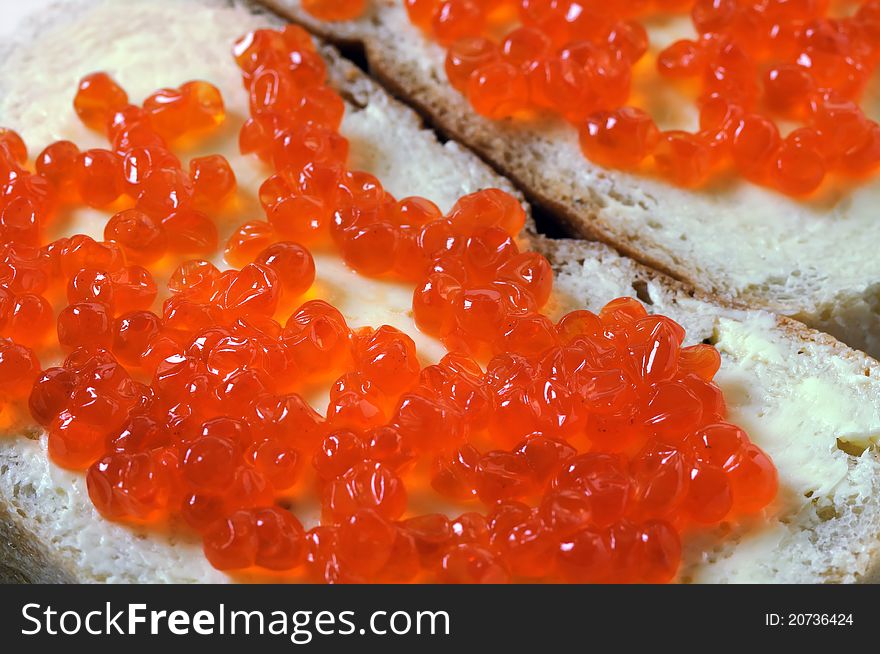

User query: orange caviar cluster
[0,23,777,584]
[395,0,880,196]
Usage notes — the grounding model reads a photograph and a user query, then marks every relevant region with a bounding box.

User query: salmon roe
[355,0,880,196]
[1,22,776,584]
[302,0,367,22]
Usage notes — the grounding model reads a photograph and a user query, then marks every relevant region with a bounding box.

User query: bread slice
[1,0,879,583]
[257,0,880,361]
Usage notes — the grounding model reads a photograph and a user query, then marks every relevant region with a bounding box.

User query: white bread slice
[1,0,879,584]
[541,238,880,583]
[259,0,880,360]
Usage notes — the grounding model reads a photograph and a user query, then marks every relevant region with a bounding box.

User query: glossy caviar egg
[74,72,129,130]
[580,107,660,169]
[75,149,124,207]
[0,128,27,166]
[254,241,316,297]
[224,220,275,268]
[445,37,499,92]
[121,146,180,194]
[104,209,167,264]
[190,154,237,211]
[0,338,40,399]
[36,141,80,191]
[432,0,486,45]
[468,61,529,119]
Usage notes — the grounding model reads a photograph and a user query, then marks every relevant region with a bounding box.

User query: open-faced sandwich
[268,0,880,359]
[0,0,878,584]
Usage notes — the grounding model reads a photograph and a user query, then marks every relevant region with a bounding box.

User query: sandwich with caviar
[0,0,879,584]
[268,0,880,361]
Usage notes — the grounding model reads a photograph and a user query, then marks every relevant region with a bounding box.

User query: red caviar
[327,0,880,197]
[0,23,778,584]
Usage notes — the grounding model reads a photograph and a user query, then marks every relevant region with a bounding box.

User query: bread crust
[0,504,77,583]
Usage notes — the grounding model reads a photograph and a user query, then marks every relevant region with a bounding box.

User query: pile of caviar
[0,23,777,583]
[379,0,880,196]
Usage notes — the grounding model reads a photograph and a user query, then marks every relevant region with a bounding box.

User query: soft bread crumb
[540,237,880,583]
